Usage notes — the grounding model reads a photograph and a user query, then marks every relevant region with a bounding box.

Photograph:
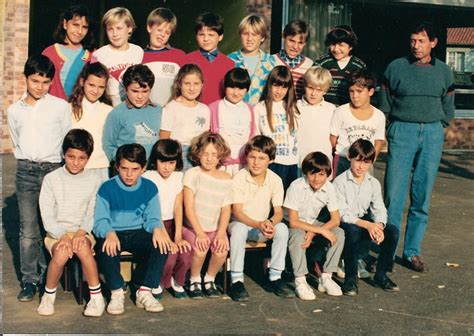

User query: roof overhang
[341,0,474,8]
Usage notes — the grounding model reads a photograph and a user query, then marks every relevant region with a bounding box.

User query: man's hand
[152,227,175,254]
[72,229,88,253]
[56,234,73,258]
[213,231,229,253]
[301,231,315,249]
[102,231,121,257]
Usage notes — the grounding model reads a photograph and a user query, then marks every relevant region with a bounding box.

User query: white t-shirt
[296,98,335,166]
[92,44,144,107]
[255,100,298,165]
[142,170,183,221]
[330,103,386,158]
[217,98,253,160]
[161,100,210,145]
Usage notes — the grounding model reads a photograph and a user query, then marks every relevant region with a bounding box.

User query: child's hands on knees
[213,231,229,253]
[72,229,88,253]
[103,231,121,257]
[301,231,315,249]
[175,238,192,253]
[195,231,210,252]
[259,220,275,239]
[153,227,176,254]
[56,234,73,258]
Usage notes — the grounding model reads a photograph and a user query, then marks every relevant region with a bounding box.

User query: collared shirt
[333,169,387,225]
[232,168,284,221]
[278,49,303,68]
[284,177,338,225]
[7,93,71,163]
[296,97,336,166]
[199,48,219,62]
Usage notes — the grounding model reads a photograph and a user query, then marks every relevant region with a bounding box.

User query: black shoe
[203,281,220,298]
[18,282,37,302]
[402,256,428,273]
[229,281,249,302]
[373,276,400,292]
[269,278,295,298]
[188,282,204,299]
[342,278,358,296]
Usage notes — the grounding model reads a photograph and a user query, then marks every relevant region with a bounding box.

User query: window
[448,51,466,72]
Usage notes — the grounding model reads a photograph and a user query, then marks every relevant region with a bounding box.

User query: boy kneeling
[38,129,104,316]
[333,139,400,296]
[285,152,344,300]
[94,144,172,314]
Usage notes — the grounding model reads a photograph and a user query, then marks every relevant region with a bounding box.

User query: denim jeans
[96,229,167,290]
[341,223,399,280]
[384,121,444,259]
[268,163,298,192]
[16,159,61,284]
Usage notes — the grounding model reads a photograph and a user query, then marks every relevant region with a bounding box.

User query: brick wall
[445,119,474,150]
[1,0,30,154]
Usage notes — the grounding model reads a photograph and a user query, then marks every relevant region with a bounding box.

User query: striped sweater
[273,53,314,100]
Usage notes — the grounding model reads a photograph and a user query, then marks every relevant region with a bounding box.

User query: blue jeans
[341,223,399,280]
[96,229,167,290]
[384,121,444,259]
[16,159,61,284]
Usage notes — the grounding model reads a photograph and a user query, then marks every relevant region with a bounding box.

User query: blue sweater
[93,175,162,238]
[103,101,162,161]
[378,56,455,127]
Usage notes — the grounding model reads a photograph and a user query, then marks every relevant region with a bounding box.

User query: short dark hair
[244,135,276,161]
[53,4,96,51]
[283,20,309,41]
[122,64,155,89]
[115,143,147,168]
[24,54,55,79]
[62,129,94,157]
[347,138,376,162]
[302,152,332,176]
[349,69,377,90]
[325,25,358,48]
[147,139,184,171]
[224,68,251,90]
[410,21,438,41]
[195,12,224,35]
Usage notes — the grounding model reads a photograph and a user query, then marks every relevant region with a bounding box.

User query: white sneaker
[107,290,125,315]
[37,294,55,316]
[295,282,316,301]
[337,260,345,279]
[318,276,343,296]
[136,290,164,313]
[84,295,106,317]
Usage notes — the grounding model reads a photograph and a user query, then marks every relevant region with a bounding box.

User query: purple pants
[161,220,193,288]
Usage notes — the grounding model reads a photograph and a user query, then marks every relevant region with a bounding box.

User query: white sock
[171,277,184,292]
[190,276,202,289]
[151,286,163,295]
[295,276,307,286]
[44,286,57,300]
[203,273,215,289]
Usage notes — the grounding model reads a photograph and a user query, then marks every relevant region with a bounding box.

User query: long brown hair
[70,62,111,121]
[171,64,204,101]
[260,65,299,132]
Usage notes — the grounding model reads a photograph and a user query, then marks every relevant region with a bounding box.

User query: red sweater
[42,43,91,101]
[185,51,235,105]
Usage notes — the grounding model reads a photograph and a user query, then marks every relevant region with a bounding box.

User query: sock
[151,286,163,295]
[44,286,57,299]
[171,277,184,293]
[203,273,215,289]
[190,276,202,289]
[321,273,332,280]
[89,284,102,297]
[139,286,151,293]
[295,276,307,286]
[268,268,281,282]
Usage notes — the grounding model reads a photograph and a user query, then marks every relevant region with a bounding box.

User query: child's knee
[288,228,305,246]
[51,250,69,265]
[274,222,289,240]
[229,222,249,242]
[212,250,228,259]
[75,246,94,260]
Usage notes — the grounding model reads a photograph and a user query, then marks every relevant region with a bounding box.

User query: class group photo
[1,0,473,334]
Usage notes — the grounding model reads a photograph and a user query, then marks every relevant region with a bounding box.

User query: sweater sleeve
[143,192,163,233]
[79,178,101,234]
[93,189,115,238]
[377,67,393,116]
[39,174,66,239]
[441,68,455,127]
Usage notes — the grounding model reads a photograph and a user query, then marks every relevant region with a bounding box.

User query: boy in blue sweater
[103,64,161,161]
[94,143,173,314]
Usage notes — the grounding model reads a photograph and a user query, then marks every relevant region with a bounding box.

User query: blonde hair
[188,132,230,168]
[147,7,177,33]
[238,14,268,41]
[102,7,136,31]
[303,66,333,92]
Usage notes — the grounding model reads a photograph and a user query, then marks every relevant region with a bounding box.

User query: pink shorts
[182,227,229,253]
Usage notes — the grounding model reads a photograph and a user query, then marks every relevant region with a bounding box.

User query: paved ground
[2,152,474,335]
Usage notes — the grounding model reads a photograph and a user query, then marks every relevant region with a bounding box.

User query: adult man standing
[379,22,454,272]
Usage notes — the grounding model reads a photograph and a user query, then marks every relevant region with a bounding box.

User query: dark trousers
[341,223,399,280]
[269,163,298,192]
[96,229,167,291]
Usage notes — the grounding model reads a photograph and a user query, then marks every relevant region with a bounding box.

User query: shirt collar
[300,96,324,107]
[223,97,245,108]
[279,49,303,67]
[145,44,171,52]
[125,98,155,109]
[20,92,47,106]
[302,176,328,193]
[408,54,436,65]
[244,168,269,186]
[345,169,372,184]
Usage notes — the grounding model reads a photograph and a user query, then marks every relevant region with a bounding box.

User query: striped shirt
[273,50,314,100]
